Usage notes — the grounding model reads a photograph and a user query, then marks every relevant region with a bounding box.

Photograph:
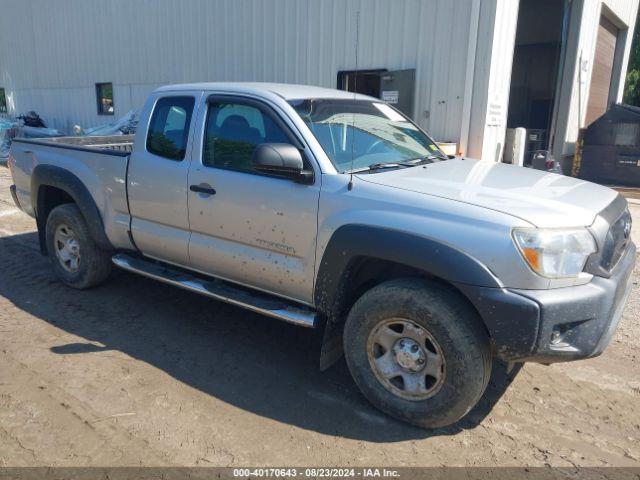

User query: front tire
[45,203,112,289]
[343,278,491,428]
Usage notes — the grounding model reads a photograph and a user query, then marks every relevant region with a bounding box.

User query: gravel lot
[0,164,639,467]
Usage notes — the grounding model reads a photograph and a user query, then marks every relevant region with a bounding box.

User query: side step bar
[112,253,317,328]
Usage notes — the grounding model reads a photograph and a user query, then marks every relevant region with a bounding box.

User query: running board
[111,253,317,328]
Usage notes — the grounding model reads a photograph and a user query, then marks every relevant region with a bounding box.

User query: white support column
[466,0,520,162]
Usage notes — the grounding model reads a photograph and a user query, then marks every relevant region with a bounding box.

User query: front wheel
[45,203,112,289]
[343,278,491,428]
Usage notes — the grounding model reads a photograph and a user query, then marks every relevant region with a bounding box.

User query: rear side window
[146,96,195,161]
[203,101,290,172]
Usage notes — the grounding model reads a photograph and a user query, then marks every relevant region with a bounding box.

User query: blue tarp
[80,110,138,136]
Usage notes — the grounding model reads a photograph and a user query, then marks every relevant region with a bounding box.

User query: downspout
[459,0,482,156]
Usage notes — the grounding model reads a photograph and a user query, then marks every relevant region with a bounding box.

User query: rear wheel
[45,203,112,289]
[343,278,491,428]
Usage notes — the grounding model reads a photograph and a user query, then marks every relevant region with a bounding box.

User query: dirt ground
[0,164,639,468]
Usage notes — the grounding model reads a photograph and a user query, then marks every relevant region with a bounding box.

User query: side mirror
[252,143,313,184]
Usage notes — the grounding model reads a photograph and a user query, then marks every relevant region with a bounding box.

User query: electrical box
[504,127,527,166]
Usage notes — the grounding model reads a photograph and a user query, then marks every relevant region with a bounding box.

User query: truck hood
[357,158,619,228]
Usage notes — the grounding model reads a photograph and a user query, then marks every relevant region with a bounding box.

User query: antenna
[348,10,360,191]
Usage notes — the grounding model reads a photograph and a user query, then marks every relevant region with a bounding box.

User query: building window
[0,88,7,114]
[96,83,114,115]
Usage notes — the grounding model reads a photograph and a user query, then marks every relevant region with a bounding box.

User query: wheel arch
[314,224,501,319]
[31,165,112,255]
[315,224,501,370]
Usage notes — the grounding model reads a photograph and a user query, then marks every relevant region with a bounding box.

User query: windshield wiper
[346,162,408,174]
[403,153,448,165]
[345,153,449,174]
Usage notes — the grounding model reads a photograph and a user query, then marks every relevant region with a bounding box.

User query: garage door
[585,16,618,126]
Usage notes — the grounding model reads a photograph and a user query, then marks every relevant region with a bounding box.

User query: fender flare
[31,164,113,254]
[314,225,503,370]
[314,225,541,370]
[314,224,501,317]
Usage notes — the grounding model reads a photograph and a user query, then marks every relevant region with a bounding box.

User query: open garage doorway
[506,0,569,166]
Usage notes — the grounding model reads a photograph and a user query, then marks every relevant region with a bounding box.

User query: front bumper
[458,241,636,363]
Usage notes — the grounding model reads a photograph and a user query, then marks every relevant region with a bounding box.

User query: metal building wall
[0,0,477,144]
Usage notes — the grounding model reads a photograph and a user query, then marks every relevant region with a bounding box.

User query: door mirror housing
[252,143,313,184]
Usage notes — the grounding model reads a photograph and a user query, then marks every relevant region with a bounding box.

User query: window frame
[0,88,7,114]
[145,95,196,162]
[95,82,115,116]
[202,94,311,181]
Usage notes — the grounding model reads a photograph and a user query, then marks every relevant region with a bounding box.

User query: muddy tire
[343,278,491,429]
[45,203,112,289]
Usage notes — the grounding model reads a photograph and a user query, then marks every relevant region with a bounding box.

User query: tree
[624,10,640,105]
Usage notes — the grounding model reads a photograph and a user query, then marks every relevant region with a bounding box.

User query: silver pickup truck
[8,83,636,428]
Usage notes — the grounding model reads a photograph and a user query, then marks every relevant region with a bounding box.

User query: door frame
[599,5,629,109]
[551,1,629,160]
[190,92,322,181]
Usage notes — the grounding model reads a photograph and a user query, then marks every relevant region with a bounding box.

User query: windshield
[288,98,447,173]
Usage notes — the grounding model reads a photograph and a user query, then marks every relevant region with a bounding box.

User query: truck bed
[10,135,133,251]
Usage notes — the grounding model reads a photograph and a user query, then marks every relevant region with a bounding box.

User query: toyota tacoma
[8,83,636,428]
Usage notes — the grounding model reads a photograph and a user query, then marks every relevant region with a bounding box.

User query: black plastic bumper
[457,241,636,363]
[10,184,20,209]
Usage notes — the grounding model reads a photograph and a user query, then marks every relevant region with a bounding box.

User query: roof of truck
[154,82,376,101]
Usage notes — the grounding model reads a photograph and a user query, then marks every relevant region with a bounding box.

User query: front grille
[584,195,632,278]
[600,209,632,272]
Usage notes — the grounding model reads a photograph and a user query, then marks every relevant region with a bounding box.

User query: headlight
[512,227,597,278]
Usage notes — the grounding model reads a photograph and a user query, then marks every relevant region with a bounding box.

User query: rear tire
[45,203,112,289]
[343,278,491,428]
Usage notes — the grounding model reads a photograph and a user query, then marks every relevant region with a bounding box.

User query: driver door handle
[190,184,216,195]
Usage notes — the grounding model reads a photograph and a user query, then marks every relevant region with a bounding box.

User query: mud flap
[319,317,345,371]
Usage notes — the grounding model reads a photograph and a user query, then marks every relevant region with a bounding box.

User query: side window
[203,101,291,172]
[146,96,195,161]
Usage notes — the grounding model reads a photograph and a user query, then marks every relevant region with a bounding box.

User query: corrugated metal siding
[0,0,474,140]
[3,0,637,159]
